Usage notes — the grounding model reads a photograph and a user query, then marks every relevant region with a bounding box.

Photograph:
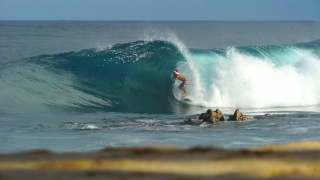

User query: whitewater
[1,21,320,153]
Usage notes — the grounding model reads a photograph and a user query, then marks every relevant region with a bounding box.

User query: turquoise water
[1,21,320,153]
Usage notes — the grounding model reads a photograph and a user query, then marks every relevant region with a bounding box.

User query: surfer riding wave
[171,70,189,98]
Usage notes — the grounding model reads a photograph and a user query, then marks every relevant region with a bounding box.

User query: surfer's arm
[171,76,177,83]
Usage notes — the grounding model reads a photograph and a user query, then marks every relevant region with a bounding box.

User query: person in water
[171,70,189,98]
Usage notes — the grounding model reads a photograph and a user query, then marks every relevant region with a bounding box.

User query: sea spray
[199,45,320,108]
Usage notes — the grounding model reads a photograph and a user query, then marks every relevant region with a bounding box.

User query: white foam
[206,48,320,108]
[82,124,100,130]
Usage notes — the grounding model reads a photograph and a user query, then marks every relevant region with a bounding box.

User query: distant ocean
[1,21,320,153]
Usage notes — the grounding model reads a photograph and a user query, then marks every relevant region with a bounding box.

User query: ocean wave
[0,39,320,113]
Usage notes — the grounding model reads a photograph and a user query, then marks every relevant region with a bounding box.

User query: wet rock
[228,109,249,121]
[199,109,225,124]
[183,119,204,126]
[254,113,286,120]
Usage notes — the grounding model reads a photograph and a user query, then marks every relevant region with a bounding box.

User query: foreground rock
[198,109,225,125]
[1,141,320,179]
[228,109,250,121]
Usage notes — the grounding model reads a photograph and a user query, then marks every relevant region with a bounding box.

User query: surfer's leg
[183,80,189,97]
[178,82,184,91]
[182,87,188,97]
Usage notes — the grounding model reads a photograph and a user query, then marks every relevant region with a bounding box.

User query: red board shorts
[179,80,190,88]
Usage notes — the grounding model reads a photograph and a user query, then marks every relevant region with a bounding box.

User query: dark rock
[199,109,225,124]
[228,109,249,121]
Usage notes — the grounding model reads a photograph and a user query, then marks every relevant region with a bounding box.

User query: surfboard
[182,97,191,102]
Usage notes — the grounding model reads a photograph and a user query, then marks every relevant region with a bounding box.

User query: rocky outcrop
[199,109,225,124]
[254,113,286,120]
[1,141,320,180]
[228,109,249,121]
[183,119,204,126]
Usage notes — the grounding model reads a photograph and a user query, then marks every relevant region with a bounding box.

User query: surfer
[171,70,189,98]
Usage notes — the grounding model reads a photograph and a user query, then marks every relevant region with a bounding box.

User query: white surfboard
[182,97,191,102]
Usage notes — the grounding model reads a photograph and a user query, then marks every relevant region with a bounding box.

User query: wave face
[1,39,320,113]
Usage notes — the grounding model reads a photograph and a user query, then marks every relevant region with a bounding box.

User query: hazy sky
[0,0,320,21]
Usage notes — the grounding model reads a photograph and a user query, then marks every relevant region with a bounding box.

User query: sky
[0,0,320,21]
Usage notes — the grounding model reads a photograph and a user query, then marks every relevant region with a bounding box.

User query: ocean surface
[1,21,320,154]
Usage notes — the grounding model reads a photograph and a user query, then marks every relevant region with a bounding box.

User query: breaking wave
[1,38,320,113]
